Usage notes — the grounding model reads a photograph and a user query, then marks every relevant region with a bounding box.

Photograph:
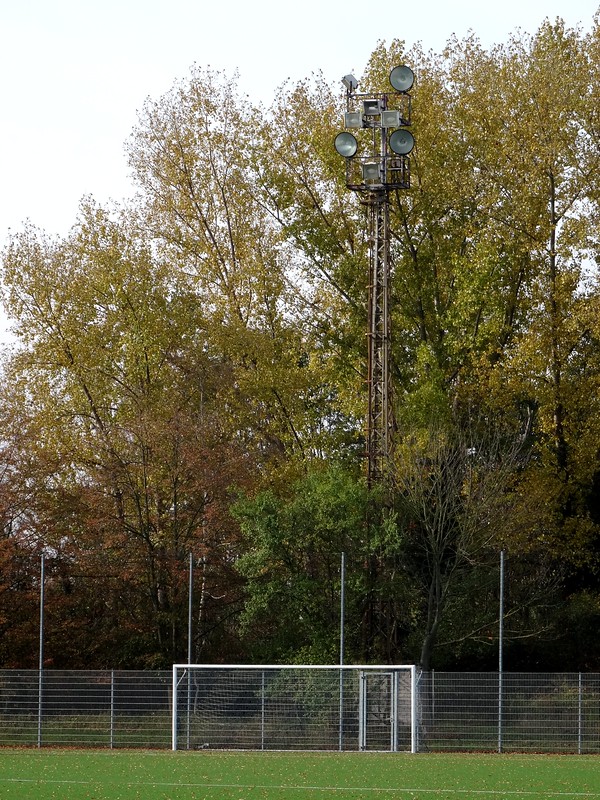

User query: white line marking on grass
[2,779,600,797]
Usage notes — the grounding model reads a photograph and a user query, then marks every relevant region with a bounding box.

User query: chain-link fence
[1,670,600,752]
[418,672,600,753]
[0,670,171,748]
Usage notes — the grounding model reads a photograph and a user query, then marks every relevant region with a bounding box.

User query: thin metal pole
[410,665,418,754]
[261,670,266,751]
[186,553,193,749]
[391,670,399,752]
[38,553,45,748]
[339,552,346,751]
[498,549,505,753]
[340,552,346,666]
[578,672,583,755]
[188,553,193,664]
[110,670,115,749]
[172,665,178,751]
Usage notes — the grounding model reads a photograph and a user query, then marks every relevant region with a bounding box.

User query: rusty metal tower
[335,66,414,485]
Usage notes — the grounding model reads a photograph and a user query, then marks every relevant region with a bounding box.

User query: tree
[234,467,375,663]
[127,67,355,475]
[365,24,600,667]
[0,202,253,666]
[391,412,537,669]
[0,398,42,667]
[3,19,600,669]
[467,21,600,579]
[255,74,370,423]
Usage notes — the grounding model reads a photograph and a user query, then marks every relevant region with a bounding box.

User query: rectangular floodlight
[362,161,382,184]
[344,111,362,128]
[363,99,381,116]
[381,109,400,128]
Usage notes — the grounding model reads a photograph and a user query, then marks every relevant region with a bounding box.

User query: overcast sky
[1,0,599,340]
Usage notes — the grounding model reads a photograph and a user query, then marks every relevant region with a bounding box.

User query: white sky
[1,0,599,340]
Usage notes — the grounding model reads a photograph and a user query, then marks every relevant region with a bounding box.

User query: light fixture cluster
[335,66,414,190]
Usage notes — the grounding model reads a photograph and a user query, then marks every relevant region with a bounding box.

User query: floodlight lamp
[381,109,400,129]
[362,160,382,184]
[344,111,362,129]
[334,131,358,158]
[342,74,358,92]
[363,99,381,116]
[389,128,415,155]
[389,65,414,93]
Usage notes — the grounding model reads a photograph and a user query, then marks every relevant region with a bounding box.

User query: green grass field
[0,748,599,800]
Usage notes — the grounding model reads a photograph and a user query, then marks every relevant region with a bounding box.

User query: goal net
[172,664,418,752]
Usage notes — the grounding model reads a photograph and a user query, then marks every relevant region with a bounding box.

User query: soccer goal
[172,664,418,752]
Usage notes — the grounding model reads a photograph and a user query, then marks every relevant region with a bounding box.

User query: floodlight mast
[335,67,414,487]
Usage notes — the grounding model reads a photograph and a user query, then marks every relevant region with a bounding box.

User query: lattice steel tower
[335,66,414,485]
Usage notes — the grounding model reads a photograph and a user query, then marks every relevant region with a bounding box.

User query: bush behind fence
[1,670,600,752]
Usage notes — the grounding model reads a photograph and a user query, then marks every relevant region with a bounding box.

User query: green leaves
[3,18,600,669]
[233,467,370,662]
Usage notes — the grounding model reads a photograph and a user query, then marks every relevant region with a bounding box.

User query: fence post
[37,553,45,749]
[261,670,266,751]
[431,669,435,728]
[391,670,398,752]
[410,666,418,754]
[110,670,115,749]
[339,552,346,752]
[578,672,583,755]
[172,665,178,751]
[498,550,505,753]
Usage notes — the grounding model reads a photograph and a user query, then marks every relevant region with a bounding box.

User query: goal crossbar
[172,663,418,753]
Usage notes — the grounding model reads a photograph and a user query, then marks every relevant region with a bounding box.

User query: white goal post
[172,664,418,753]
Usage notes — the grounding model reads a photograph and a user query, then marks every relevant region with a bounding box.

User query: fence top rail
[173,664,415,671]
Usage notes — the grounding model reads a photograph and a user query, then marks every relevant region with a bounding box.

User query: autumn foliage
[2,18,600,669]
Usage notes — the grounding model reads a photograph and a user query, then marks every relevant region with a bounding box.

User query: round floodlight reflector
[390,65,414,93]
[334,132,358,158]
[389,128,415,155]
